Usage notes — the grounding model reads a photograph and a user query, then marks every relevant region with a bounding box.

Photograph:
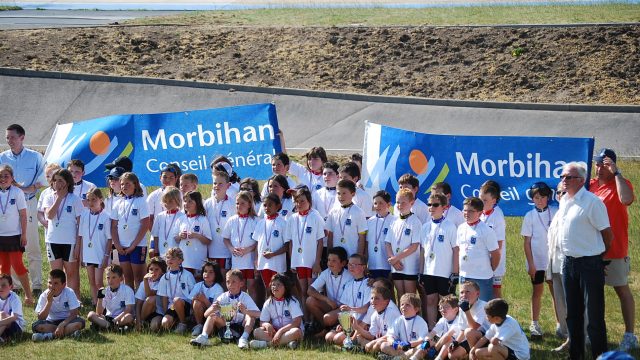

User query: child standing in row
[205,170,236,277]
[396,174,430,224]
[288,186,325,311]
[223,191,258,300]
[367,191,395,279]
[337,162,374,217]
[179,173,198,194]
[79,188,112,306]
[0,165,33,304]
[479,181,506,299]
[289,147,327,193]
[151,187,185,259]
[386,189,421,303]
[178,191,211,277]
[111,172,150,290]
[43,169,84,298]
[458,197,500,302]
[262,175,294,218]
[67,159,96,206]
[254,194,288,288]
[432,182,465,227]
[260,153,297,198]
[521,182,557,338]
[327,180,367,257]
[251,273,304,349]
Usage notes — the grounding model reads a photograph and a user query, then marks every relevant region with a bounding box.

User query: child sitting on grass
[87,264,135,331]
[378,293,429,359]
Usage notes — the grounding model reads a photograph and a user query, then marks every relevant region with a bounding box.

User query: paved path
[0,10,182,29]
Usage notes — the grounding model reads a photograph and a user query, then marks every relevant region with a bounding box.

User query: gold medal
[123,224,128,230]
[298,247,303,253]
[88,242,92,248]
[340,238,346,243]
[429,252,435,259]
[396,247,400,253]
[186,240,191,246]
[216,227,221,233]
[374,246,378,252]
[163,242,168,248]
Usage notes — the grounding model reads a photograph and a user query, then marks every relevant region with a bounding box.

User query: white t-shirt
[205,196,236,259]
[388,315,429,342]
[0,186,27,236]
[484,316,530,360]
[326,204,368,257]
[177,214,212,270]
[37,187,53,213]
[104,195,120,217]
[35,287,81,321]
[188,281,224,304]
[457,221,499,279]
[421,217,458,277]
[253,215,288,272]
[0,291,25,330]
[102,284,135,317]
[366,214,395,270]
[146,187,165,217]
[311,268,354,304]
[368,301,401,338]
[289,162,324,193]
[258,197,294,220]
[287,209,325,269]
[457,299,490,332]
[444,205,465,228]
[260,297,304,330]
[110,196,150,248]
[394,198,430,224]
[222,215,258,270]
[353,188,374,218]
[312,187,337,221]
[43,193,84,244]
[339,277,372,320]
[79,209,112,265]
[432,312,461,338]
[480,206,507,277]
[520,206,557,272]
[151,210,186,257]
[135,279,163,314]
[385,214,422,275]
[73,179,96,202]
[215,291,260,324]
[157,268,196,307]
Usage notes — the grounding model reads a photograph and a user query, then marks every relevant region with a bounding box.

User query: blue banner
[44,103,281,187]
[362,122,594,216]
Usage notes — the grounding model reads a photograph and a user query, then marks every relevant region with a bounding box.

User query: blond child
[395,173,430,224]
[180,173,199,194]
[379,293,429,358]
[352,285,401,353]
[87,264,135,331]
[150,187,186,258]
[157,247,196,334]
[205,170,236,275]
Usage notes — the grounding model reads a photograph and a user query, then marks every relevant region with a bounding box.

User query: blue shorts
[369,269,391,280]
[119,246,147,265]
[459,276,493,302]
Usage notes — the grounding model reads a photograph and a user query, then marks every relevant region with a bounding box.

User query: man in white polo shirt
[557,161,612,360]
[1,124,46,295]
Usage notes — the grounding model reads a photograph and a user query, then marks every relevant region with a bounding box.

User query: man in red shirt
[589,148,637,352]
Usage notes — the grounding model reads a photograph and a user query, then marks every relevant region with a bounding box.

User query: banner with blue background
[362,121,594,216]
[44,103,281,187]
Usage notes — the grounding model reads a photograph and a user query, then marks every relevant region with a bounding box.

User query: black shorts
[164,300,191,319]
[531,270,546,285]
[478,340,517,360]
[421,274,450,296]
[391,273,418,281]
[144,312,162,322]
[0,321,22,339]
[47,243,74,262]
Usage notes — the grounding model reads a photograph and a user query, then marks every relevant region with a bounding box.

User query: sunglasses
[557,191,566,195]
[559,175,581,180]
[427,203,441,207]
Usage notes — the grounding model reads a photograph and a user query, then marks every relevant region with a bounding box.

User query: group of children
[0,147,553,360]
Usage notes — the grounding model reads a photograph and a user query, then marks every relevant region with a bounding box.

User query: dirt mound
[0,24,638,104]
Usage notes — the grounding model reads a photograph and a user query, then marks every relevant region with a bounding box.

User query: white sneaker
[191,324,204,337]
[529,322,543,337]
[618,332,639,352]
[287,340,299,349]
[250,340,268,349]
[555,324,568,339]
[32,332,53,342]
[190,334,211,346]
[238,337,249,349]
[174,322,188,335]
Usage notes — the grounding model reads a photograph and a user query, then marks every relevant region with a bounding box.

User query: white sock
[241,332,249,340]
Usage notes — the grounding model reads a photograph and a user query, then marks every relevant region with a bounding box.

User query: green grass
[0,5,21,11]
[2,159,639,359]
[127,4,640,26]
